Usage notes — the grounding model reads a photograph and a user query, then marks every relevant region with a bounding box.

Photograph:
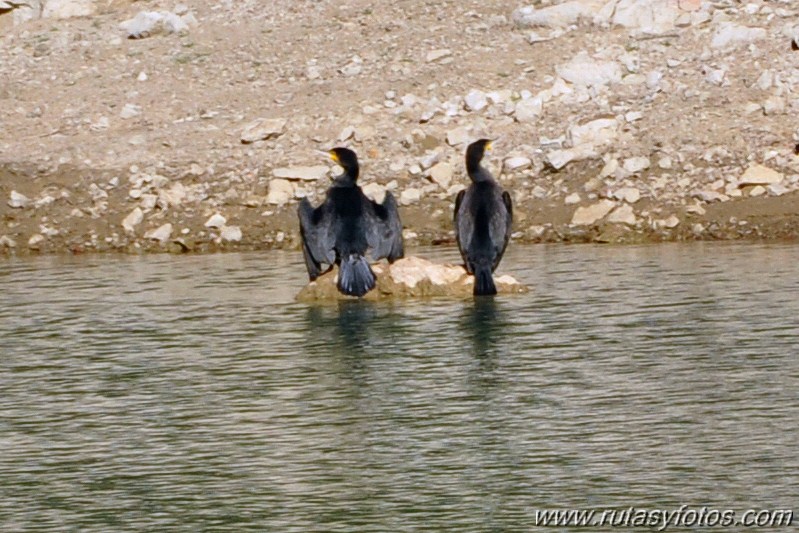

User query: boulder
[296,256,529,301]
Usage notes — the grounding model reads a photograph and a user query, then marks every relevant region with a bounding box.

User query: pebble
[0,235,16,248]
[426,49,452,63]
[504,157,532,172]
[623,156,651,174]
[144,223,173,244]
[564,192,581,205]
[607,204,637,226]
[204,213,226,229]
[8,190,31,209]
[240,118,287,144]
[267,179,294,205]
[662,215,680,229]
[739,164,783,186]
[711,23,767,50]
[428,162,454,190]
[514,97,543,123]
[122,207,144,232]
[446,127,470,147]
[220,225,242,242]
[272,166,328,181]
[613,186,641,204]
[464,90,488,112]
[571,199,615,226]
[28,234,45,249]
[400,188,422,205]
[763,96,786,116]
[556,52,622,88]
[361,182,387,204]
[748,185,766,197]
[120,103,142,119]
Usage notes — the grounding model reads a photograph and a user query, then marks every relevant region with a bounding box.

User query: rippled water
[1,243,798,531]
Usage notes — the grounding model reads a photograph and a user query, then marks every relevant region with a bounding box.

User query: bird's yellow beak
[328,150,340,164]
[485,141,493,151]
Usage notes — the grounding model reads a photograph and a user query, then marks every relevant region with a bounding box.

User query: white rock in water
[240,118,287,143]
[739,164,783,186]
[144,223,173,244]
[42,0,96,19]
[204,213,226,229]
[514,97,543,123]
[623,156,650,173]
[464,90,488,112]
[556,52,622,88]
[361,182,387,204]
[220,225,242,242]
[711,23,767,50]
[122,207,144,232]
[428,162,454,189]
[400,188,422,205]
[569,118,618,147]
[607,204,637,225]
[512,1,601,28]
[426,49,452,62]
[446,127,470,147]
[267,179,294,205]
[273,166,328,181]
[504,157,532,171]
[8,190,31,208]
[613,186,641,204]
[28,234,45,249]
[571,199,615,226]
[0,235,17,248]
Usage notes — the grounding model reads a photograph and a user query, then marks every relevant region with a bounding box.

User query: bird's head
[328,147,359,179]
[465,138,493,176]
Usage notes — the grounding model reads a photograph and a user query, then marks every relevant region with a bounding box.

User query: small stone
[658,156,673,169]
[0,235,17,248]
[28,234,45,249]
[613,187,641,204]
[145,223,173,244]
[607,204,637,225]
[464,90,487,112]
[767,183,790,196]
[504,157,532,171]
[623,156,650,173]
[514,97,543,123]
[428,162,454,189]
[139,194,158,211]
[711,23,767,50]
[564,192,581,205]
[685,204,706,216]
[122,207,144,232]
[569,118,618,147]
[272,166,328,181]
[137,71,148,82]
[763,96,786,116]
[361,183,387,204]
[748,185,766,197]
[556,52,622,88]
[240,118,287,144]
[120,103,142,119]
[446,127,470,147]
[204,213,227,229]
[400,188,422,205]
[220,225,242,242]
[8,190,31,209]
[740,164,783,186]
[662,215,680,229]
[267,179,294,205]
[426,49,452,62]
[571,200,615,226]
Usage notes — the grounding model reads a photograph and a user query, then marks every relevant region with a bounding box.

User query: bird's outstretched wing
[490,190,513,270]
[366,191,404,262]
[298,198,336,280]
[454,189,473,271]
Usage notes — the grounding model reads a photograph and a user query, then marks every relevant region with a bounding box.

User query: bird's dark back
[470,181,499,245]
[328,185,368,254]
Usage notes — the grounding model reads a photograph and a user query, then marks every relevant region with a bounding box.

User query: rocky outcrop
[296,256,529,302]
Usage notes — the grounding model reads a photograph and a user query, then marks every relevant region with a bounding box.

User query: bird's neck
[335,168,358,186]
[467,164,493,183]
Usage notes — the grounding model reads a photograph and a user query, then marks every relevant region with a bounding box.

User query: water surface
[1,243,797,531]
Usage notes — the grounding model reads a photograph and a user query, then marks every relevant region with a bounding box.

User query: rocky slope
[2,0,799,255]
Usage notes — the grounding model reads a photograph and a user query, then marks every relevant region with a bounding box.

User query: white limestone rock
[607,204,637,225]
[512,1,603,29]
[711,23,767,50]
[144,223,173,244]
[8,190,31,209]
[220,225,242,242]
[204,213,227,229]
[556,52,622,88]
[739,164,783,186]
[240,118,287,144]
[571,199,615,226]
[122,207,144,233]
[267,179,294,205]
[272,166,328,181]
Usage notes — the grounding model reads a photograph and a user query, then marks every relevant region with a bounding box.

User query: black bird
[454,139,513,296]
[298,147,404,297]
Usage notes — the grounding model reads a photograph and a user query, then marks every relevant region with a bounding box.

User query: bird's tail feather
[338,254,376,297]
[473,264,497,296]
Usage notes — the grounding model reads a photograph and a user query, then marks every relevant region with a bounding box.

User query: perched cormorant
[454,139,513,296]
[298,147,404,297]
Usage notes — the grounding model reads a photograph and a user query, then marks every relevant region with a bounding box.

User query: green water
[1,243,797,531]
